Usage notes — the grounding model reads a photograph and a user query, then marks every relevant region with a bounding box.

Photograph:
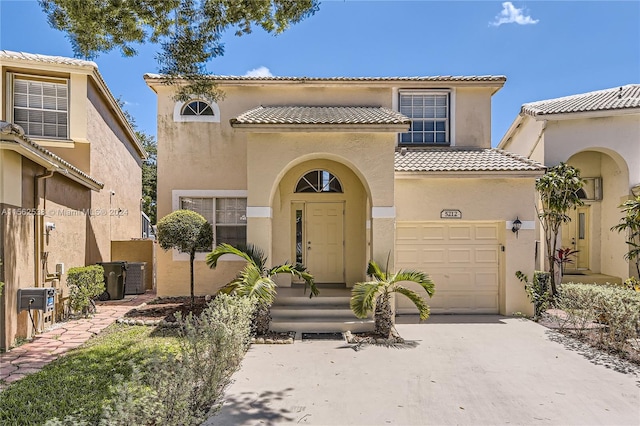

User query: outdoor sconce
[512,217,522,238]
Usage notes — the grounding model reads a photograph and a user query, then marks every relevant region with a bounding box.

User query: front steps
[270,284,373,334]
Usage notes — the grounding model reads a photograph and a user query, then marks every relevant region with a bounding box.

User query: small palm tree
[206,243,318,335]
[350,259,435,338]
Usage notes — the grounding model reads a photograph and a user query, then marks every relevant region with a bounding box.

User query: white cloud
[244,66,273,77]
[490,2,539,27]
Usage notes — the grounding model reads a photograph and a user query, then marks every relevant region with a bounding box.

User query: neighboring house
[499,84,640,282]
[0,51,146,350]
[145,74,545,321]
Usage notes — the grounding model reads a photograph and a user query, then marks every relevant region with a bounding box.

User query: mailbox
[17,288,56,312]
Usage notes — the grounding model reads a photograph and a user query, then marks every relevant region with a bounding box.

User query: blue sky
[1,0,639,146]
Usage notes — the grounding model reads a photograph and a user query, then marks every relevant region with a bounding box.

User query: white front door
[561,206,590,270]
[305,202,344,283]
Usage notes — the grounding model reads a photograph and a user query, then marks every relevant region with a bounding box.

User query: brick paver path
[0,291,155,389]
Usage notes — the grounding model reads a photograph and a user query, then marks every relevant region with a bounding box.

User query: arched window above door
[295,170,343,193]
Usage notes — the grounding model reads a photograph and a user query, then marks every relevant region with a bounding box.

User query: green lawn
[0,324,180,425]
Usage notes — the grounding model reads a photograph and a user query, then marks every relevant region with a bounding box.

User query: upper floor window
[182,100,214,116]
[13,76,69,139]
[399,91,449,145]
[173,98,220,122]
[295,170,343,193]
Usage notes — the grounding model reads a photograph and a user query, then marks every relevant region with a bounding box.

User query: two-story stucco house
[145,74,545,328]
[0,51,146,350]
[499,85,640,283]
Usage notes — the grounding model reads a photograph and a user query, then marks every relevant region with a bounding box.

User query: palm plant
[350,259,435,338]
[206,243,318,335]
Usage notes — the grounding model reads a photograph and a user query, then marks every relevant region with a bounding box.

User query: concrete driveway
[205,316,640,425]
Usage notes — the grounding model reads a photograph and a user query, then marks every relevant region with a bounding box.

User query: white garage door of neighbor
[395,222,500,314]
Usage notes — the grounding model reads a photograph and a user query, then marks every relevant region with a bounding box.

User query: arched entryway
[565,149,630,278]
[271,159,368,286]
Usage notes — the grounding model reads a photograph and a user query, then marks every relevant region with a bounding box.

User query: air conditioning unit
[17,288,55,312]
[580,177,602,201]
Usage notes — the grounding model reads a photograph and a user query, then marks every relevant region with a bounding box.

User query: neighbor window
[13,76,68,139]
[181,100,214,116]
[399,91,449,145]
[180,196,247,250]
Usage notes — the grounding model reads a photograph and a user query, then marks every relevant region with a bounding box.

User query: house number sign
[440,209,462,219]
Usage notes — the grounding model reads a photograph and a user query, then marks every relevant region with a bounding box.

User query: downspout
[34,169,55,289]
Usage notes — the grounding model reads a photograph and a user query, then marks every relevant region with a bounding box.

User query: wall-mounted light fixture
[512,217,522,238]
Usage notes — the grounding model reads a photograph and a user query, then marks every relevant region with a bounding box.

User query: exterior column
[371,206,396,269]
[246,207,272,261]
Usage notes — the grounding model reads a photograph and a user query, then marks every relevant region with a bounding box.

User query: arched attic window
[173,98,220,122]
[182,100,214,116]
[295,170,343,193]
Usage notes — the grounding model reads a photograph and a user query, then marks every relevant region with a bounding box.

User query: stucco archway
[565,149,630,278]
[271,158,369,286]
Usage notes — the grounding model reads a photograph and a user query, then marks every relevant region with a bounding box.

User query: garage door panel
[475,248,499,263]
[396,221,500,314]
[449,248,472,263]
[448,225,472,240]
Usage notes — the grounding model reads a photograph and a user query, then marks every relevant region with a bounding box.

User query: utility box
[124,262,146,295]
[18,288,56,312]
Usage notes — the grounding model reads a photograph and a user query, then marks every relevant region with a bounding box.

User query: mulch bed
[123,296,209,323]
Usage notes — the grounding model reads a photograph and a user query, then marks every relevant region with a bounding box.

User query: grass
[0,324,180,425]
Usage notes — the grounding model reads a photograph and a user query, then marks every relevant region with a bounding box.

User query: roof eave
[0,138,104,191]
[230,123,410,133]
[525,107,640,121]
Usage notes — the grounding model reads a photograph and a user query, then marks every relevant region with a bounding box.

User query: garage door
[395,222,500,314]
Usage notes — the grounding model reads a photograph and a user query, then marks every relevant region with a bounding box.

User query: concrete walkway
[205,316,640,426]
[0,291,154,389]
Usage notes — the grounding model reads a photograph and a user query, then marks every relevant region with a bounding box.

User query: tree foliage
[39,0,320,100]
[535,163,583,296]
[206,243,317,335]
[611,196,640,278]
[139,131,157,224]
[157,210,213,306]
[350,259,435,338]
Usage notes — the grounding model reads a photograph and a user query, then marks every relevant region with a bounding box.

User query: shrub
[100,294,255,425]
[555,283,640,351]
[67,265,105,316]
[516,271,551,320]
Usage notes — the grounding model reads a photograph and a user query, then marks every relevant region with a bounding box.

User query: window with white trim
[399,91,450,145]
[13,76,69,139]
[180,197,247,250]
[181,100,214,116]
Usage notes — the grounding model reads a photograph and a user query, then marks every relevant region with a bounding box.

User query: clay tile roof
[394,148,545,173]
[231,106,410,126]
[144,74,507,83]
[521,84,640,116]
[0,50,97,68]
[0,121,104,189]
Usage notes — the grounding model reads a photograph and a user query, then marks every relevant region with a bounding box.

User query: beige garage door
[395,222,500,314]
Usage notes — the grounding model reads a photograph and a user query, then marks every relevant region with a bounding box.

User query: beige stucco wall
[0,150,22,206]
[395,176,538,315]
[453,88,493,148]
